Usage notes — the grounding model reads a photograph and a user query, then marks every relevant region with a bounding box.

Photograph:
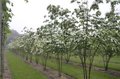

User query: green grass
[6,52,47,79]
[70,56,120,71]
[38,58,120,79]
[6,52,119,79]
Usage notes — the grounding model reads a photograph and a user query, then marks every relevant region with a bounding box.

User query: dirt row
[3,57,11,79]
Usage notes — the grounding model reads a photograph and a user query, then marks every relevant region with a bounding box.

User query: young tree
[71,0,104,79]
[46,4,74,76]
[0,0,28,77]
[0,0,13,77]
[23,28,35,62]
[99,0,120,71]
[36,25,53,71]
[99,29,119,71]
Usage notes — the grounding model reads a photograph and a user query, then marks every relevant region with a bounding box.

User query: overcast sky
[9,0,119,34]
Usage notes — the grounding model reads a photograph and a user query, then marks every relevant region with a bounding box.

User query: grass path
[6,52,47,79]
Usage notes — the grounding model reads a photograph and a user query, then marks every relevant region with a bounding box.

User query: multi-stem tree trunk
[41,52,49,71]
[56,53,63,77]
[35,54,39,64]
[43,53,48,71]
[65,52,71,64]
[102,54,112,71]
[79,48,99,79]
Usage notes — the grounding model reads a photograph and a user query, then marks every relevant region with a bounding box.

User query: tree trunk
[29,54,32,63]
[25,54,29,61]
[43,53,48,71]
[88,57,94,79]
[0,1,3,78]
[57,53,62,77]
[35,54,39,64]
[65,52,71,64]
[104,56,111,71]
[105,63,108,71]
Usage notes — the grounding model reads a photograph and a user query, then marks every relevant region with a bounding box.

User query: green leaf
[71,0,76,3]
[90,3,99,10]
[96,11,101,16]
[95,0,103,3]
[24,0,28,3]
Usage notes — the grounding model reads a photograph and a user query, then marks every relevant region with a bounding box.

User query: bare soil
[3,57,11,79]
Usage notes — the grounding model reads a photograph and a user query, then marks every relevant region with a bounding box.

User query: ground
[4,52,120,79]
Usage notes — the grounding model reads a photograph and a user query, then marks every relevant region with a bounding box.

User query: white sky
[9,0,119,34]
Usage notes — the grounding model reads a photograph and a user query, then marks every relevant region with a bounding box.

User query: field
[5,52,120,79]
